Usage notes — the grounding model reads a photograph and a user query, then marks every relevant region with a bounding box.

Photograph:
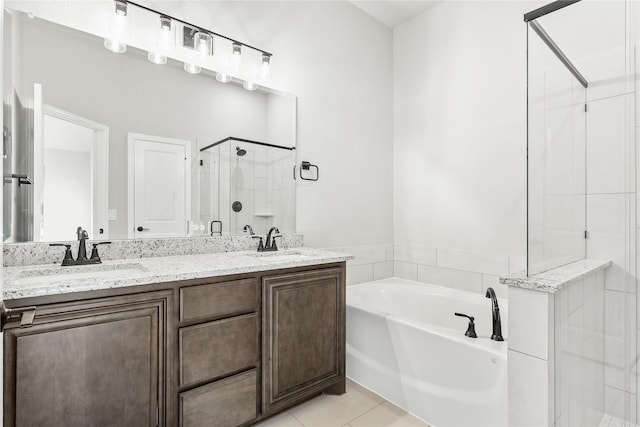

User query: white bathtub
[346,278,508,427]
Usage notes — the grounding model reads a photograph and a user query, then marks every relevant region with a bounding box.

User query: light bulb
[195,32,213,58]
[104,0,128,53]
[261,53,271,80]
[216,72,231,83]
[231,42,242,72]
[243,80,258,91]
[184,63,201,74]
[232,42,242,56]
[104,39,126,53]
[148,52,167,65]
[148,16,172,65]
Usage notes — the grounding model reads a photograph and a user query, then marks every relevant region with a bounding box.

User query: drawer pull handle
[1,302,37,330]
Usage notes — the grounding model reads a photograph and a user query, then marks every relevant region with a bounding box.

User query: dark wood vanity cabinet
[3,290,171,427]
[178,278,261,427]
[262,267,346,415]
[3,262,346,427]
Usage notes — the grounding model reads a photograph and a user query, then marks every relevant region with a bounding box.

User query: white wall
[392,1,542,292]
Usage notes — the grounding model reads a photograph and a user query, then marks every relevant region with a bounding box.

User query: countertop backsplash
[3,234,304,267]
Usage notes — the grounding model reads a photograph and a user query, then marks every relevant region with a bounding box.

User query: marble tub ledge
[500,258,611,294]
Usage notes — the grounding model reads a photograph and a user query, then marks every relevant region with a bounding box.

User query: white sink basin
[247,251,312,262]
[14,263,148,285]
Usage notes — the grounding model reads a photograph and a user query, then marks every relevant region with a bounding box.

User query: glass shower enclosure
[198,137,296,237]
[526,0,636,424]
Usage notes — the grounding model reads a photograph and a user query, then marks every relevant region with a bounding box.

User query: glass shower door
[527,19,587,276]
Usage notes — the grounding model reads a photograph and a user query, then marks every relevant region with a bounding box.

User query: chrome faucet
[243,224,255,235]
[263,227,281,251]
[485,287,504,341]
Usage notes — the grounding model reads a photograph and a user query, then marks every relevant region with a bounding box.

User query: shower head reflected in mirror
[236,146,246,156]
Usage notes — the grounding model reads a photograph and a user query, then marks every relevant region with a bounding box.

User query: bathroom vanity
[1,248,348,427]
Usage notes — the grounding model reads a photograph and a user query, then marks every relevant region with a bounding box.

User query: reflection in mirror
[198,137,296,237]
[2,7,296,242]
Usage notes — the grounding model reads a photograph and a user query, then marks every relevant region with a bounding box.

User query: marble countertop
[500,258,611,293]
[3,248,353,300]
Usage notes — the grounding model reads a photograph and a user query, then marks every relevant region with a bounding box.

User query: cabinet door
[262,267,345,414]
[3,291,171,427]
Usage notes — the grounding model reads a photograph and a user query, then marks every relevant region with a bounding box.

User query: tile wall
[324,244,395,286]
[392,244,522,299]
[555,271,606,426]
[507,269,606,427]
[334,242,522,300]
[581,12,638,417]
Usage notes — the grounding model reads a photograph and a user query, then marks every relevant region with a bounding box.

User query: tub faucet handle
[454,312,477,339]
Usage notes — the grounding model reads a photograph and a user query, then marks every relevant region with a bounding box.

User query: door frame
[40,104,110,240]
[127,133,192,239]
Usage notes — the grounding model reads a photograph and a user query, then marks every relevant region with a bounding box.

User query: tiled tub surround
[3,233,304,267]
[502,259,610,426]
[393,243,524,299]
[330,242,523,300]
[324,243,395,286]
[3,247,351,300]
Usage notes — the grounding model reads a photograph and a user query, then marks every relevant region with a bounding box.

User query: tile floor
[255,379,430,427]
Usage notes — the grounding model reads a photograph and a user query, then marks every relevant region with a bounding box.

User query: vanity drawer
[180,278,259,322]
[179,313,258,387]
[180,369,257,427]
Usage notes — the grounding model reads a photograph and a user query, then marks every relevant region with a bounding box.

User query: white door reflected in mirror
[128,133,191,239]
[37,101,109,242]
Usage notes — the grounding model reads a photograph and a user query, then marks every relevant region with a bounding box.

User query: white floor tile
[255,411,305,427]
[348,401,429,427]
[288,380,385,427]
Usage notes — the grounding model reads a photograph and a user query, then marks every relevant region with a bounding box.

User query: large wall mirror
[2,5,297,243]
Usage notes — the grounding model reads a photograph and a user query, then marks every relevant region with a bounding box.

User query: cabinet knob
[137,226,149,232]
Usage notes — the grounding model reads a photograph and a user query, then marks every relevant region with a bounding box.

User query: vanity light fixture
[106,1,274,81]
[148,16,172,65]
[104,0,128,53]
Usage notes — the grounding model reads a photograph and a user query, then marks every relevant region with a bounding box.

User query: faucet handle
[251,235,264,252]
[270,234,282,251]
[454,312,477,338]
[90,241,112,261]
[49,243,74,264]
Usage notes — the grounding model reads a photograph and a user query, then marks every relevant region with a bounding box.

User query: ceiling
[348,1,444,28]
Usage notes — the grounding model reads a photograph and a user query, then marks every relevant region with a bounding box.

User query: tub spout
[485,287,504,341]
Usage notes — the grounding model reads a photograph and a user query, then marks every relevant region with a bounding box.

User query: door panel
[130,134,190,238]
[262,267,345,414]
[4,292,170,427]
